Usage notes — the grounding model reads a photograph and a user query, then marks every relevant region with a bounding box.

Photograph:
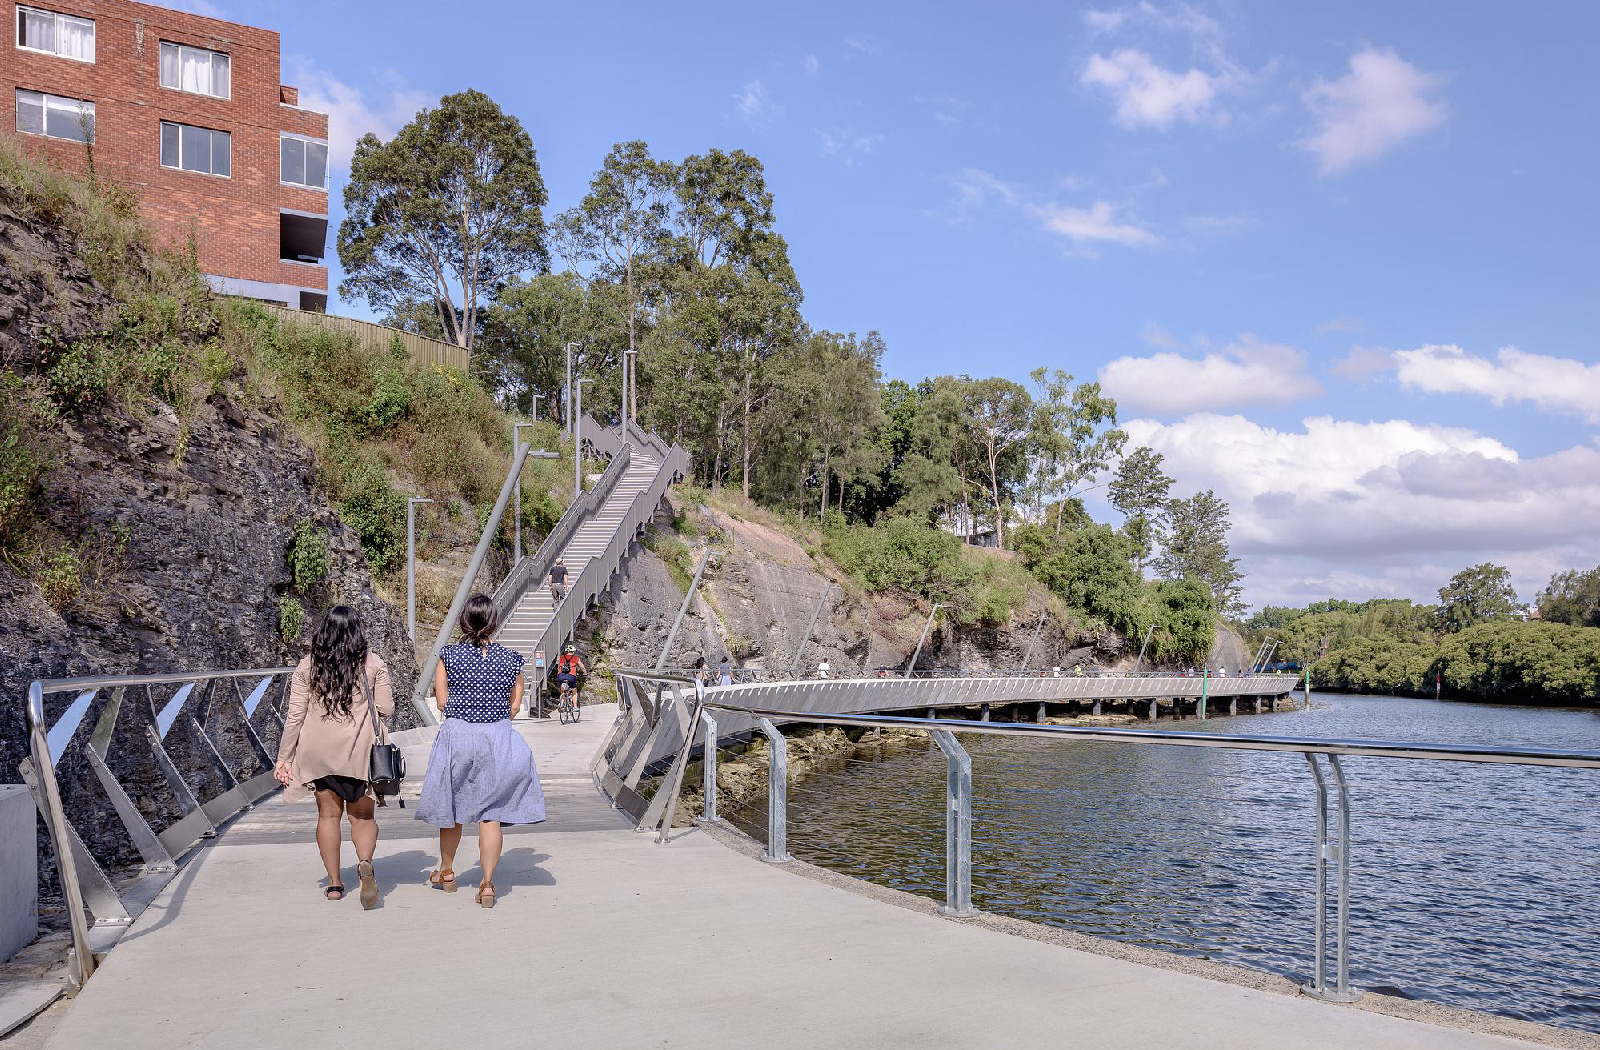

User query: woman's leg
[346,795,377,863]
[478,821,503,886]
[438,824,463,873]
[314,790,346,884]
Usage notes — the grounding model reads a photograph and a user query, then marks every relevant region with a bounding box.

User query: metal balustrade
[596,670,1600,1005]
[22,668,292,989]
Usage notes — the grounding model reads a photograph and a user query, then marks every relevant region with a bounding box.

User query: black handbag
[365,673,406,801]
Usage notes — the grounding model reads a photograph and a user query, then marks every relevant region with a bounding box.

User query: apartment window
[159,121,230,177]
[15,88,93,142]
[159,41,230,99]
[279,134,327,190]
[16,5,93,62]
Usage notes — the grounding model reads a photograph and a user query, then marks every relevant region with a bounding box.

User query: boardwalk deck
[39,708,1555,1050]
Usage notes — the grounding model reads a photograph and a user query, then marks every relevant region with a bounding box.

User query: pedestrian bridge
[16,668,1597,1049]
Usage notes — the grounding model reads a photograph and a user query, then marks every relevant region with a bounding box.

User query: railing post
[698,712,719,823]
[1301,753,1360,1003]
[930,729,975,917]
[758,718,791,862]
[25,681,96,989]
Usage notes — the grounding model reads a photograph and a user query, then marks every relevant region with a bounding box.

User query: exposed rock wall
[0,190,418,883]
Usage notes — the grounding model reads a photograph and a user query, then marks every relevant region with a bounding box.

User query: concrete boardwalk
[41,708,1548,1050]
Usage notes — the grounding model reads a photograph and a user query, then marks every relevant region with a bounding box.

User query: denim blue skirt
[415,718,547,828]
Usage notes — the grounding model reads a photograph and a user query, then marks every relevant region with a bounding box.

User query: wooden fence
[258,304,470,372]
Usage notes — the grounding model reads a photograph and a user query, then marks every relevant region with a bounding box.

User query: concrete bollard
[1148,698,1158,721]
[1093,700,1102,717]
[980,703,991,722]
[1230,697,1238,716]
[0,786,37,962]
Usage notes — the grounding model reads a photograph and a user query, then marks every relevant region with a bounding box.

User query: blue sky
[194,0,1599,610]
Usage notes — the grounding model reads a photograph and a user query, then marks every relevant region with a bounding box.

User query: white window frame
[279,132,328,192]
[15,5,94,63]
[158,40,230,100]
[15,87,94,143]
[159,120,231,179]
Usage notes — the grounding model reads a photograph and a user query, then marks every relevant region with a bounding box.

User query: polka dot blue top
[440,643,524,723]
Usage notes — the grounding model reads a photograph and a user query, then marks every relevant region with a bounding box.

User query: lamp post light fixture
[406,496,434,642]
[564,342,579,434]
[512,421,539,562]
[573,377,594,498]
[621,348,638,446]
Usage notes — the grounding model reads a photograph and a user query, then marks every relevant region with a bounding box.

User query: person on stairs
[273,605,393,910]
[417,594,547,908]
[547,558,568,602]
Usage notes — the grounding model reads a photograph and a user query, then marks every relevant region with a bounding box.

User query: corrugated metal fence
[258,304,470,372]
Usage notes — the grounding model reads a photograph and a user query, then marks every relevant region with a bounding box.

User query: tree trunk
[820,449,830,521]
[741,364,753,498]
[986,437,1006,551]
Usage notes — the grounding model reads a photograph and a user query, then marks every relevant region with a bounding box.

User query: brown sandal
[357,861,379,910]
[325,883,345,900]
[476,882,496,909]
[428,868,456,893]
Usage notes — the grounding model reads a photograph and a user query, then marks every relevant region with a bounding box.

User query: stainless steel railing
[595,670,1600,1004]
[22,667,293,989]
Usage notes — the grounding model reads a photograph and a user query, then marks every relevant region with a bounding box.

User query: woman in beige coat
[274,605,394,908]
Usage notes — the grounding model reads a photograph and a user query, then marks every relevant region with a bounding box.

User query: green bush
[0,376,54,560]
[337,462,406,575]
[286,517,331,592]
[277,596,305,642]
[37,546,82,610]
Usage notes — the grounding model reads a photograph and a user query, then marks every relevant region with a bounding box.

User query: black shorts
[312,775,368,803]
[555,673,579,688]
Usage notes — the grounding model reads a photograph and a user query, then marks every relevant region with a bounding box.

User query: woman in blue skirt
[416,593,546,907]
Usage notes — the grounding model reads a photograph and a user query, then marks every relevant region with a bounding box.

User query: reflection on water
[729,693,1600,1031]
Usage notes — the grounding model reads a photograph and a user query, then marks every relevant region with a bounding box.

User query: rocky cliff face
[585,497,1104,680]
[0,185,419,879]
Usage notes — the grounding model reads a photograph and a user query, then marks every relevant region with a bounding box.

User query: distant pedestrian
[718,656,733,686]
[817,659,832,680]
[693,656,710,686]
[274,605,392,909]
[1051,666,1061,678]
[417,594,546,909]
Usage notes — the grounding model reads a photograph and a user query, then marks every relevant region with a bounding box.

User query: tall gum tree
[337,89,548,350]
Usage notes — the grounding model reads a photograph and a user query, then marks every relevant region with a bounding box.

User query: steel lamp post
[406,496,433,641]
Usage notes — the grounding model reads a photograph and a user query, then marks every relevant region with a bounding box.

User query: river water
[728,693,1600,1032]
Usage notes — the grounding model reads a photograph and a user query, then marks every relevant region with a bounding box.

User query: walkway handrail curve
[22,665,297,989]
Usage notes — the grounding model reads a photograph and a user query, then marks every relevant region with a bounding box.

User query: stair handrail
[522,438,690,685]
[491,442,632,629]
[581,413,625,460]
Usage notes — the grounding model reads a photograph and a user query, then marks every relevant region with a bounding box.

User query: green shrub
[337,462,406,576]
[37,547,82,610]
[0,376,54,560]
[286,517,331,592]
[277,596,305,642]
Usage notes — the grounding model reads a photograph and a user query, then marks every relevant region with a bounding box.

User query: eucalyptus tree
[553,141,674,423]
[338,89,548,350]
[1155,489,1244,616]
[965,376,1033,550]
[1436,562,1523,632]
[1109,445,1175,576]
[1026,368,1126,535]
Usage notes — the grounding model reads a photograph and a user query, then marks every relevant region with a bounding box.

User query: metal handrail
[698,704,1600,769]
[23,665,297,990]
[599,671,1600,1003]
[490,443,632,628]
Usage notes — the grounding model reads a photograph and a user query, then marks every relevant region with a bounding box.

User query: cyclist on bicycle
[554,643,586,699]
[547,558,569,602]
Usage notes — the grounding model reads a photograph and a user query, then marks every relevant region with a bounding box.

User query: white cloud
[844,34,880,57]
[804,53,819,76]
[1328,346,1394,382]
[733,80,781,128]
[1034,200,1159,248]
[1126,414,1600,607]
[291,65,430,173]
[1100,335,1321,415]
[1394,344,1600,423]
[1141,322,1181,349]
[1316,316,1364,335]
[1300,48,1446,176]
[1082,48,1228,129]
[817,128,885,166]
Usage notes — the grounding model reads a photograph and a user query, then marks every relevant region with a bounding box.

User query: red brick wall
[3,0,328,293]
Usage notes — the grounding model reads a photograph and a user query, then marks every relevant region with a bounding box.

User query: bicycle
[556,678,581,724]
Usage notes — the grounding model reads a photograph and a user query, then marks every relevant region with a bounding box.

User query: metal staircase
[489,418,689,690]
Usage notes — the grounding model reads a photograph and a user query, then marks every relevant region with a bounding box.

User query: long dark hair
[309,605,368,720]
[460,593,497,648]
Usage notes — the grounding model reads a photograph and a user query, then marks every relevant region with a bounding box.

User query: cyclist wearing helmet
[554,643,585,694]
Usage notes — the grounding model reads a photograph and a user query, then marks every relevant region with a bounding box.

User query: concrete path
[40,707,1553,1050]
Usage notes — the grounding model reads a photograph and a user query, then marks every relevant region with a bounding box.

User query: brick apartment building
[5,0,330,309]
